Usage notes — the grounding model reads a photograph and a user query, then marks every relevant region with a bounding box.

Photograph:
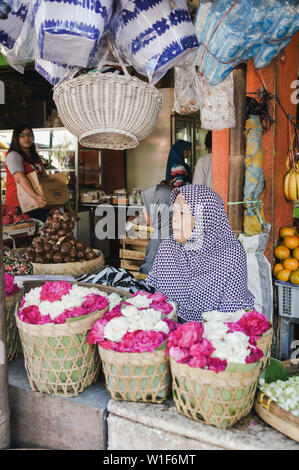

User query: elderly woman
[146,184,255,322]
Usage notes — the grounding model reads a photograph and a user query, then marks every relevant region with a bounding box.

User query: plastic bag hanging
[0,0,29,50]
[0,0,36,74]
[173,63,201,114]
[243,115,267,236]
[33,0,114,68]
[197,69,236,130]
[111,0,198,85]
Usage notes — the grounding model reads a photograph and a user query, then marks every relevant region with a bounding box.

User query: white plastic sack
[112,0,198,84]
[34,57,70,86]
[0,0,29,49]
[33,0,113,67]
[197,70,236,130]
[238,224,273,322]
[173,63,201,114]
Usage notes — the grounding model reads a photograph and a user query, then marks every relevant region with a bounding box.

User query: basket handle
[96,38,130,77]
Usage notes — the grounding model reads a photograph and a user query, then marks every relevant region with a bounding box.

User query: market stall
[0,0,299,452]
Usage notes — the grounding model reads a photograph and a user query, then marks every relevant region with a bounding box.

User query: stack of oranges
[273,226,299,284]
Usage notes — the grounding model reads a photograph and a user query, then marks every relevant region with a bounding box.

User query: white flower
[121,304,141,320]
[202,309,246,323]
[108,293,123,309]
[126,294,152,309]
[152,320,169,334]
[203,321,229,342]
[39,300,66,319]
[14,278,24,289]
[104,317,129,342]
[23,287,42,307]
[167,301,177,320]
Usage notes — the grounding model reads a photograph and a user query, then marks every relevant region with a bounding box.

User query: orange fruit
[293,247,299,260]
[274,245,290,260]
[279,226,296,238]
[283,235,299,250]
[276,269,291,282]
[283,257,299,271]
[273,263,283,277]
[290,270,299,285]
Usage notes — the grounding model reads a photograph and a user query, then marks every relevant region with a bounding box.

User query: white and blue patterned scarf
[147,184,255,322]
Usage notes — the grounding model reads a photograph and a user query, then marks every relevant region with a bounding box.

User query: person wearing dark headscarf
[146,184,255,322]
[165,140,192,187]
[140,183,173,275]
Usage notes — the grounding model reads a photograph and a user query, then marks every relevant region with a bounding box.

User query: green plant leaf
[262,358,291,384]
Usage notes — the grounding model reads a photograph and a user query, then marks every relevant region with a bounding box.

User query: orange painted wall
[212,31,299,263]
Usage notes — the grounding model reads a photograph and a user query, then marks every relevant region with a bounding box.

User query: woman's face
[19,128,33,150]
[184,148,192,161]
[172,194,195,243]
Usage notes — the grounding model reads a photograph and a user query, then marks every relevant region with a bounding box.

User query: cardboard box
[17,171,70,213]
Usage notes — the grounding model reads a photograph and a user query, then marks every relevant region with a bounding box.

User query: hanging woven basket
[53,55,163,150]
[98,346,170,403]
[5,290,24,362]
[16,306,108,397]
[170,357,262,429]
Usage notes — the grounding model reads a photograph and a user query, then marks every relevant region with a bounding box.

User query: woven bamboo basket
[98,346,170,403]
[16,306,108,397]
[254,359,299,442]
[256,328,274,370]
[31,249,104,277]
[170,357,262,429]
[53,62,163,150]
[5,290,24,362]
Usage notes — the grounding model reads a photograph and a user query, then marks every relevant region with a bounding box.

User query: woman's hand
[33,193,47,207]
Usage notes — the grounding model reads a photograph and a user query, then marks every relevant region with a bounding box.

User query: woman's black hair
[8,124,40,163]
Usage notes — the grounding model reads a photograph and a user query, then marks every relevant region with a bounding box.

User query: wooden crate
[119,236,150,277]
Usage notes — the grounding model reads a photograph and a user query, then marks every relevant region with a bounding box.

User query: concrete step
[8,355,110,450]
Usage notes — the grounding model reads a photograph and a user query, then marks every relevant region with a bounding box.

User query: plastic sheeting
[238,225,273,322]
[111,0,198,84]
[194,0,299,85]
[33,0,113,68]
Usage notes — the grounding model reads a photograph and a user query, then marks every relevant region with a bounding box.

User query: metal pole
[0,158,10,448]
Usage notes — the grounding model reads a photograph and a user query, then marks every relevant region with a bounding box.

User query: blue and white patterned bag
[0,0,29,49]
[33,0,114,67]
[112,0,198,84]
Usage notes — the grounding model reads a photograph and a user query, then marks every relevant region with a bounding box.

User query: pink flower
[149,292,168,303]
[18,305,42,324]
[116,331,136,352]
[189,338,215,357]
[246,346,264,364]
[168,346,190,363]
[88,318,108,344]
[4,273,20,297]
[207,357,227,372]
[82,294,108,313]
[236,311,271,337]
[40,281,72,302]
[151,301,173,315]
[99,339,120,351]
[163,318,178,333]
[104,304,123,321]
[188,354,209,369]
[167,322,203,351]
[131,330,166,353]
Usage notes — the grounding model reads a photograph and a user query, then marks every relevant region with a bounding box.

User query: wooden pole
[228,66,247,238]
[0,163,10,448]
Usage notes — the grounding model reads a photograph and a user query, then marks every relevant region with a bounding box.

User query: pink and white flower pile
[5,273,21,297]
[17,281,109,325]
[167,310,271,373]
[88,291,178,353]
